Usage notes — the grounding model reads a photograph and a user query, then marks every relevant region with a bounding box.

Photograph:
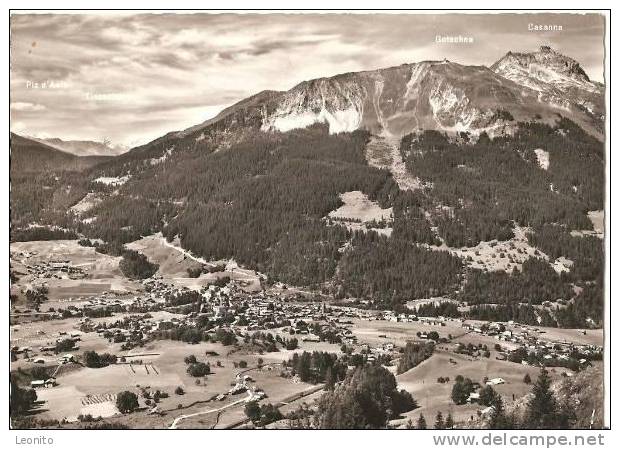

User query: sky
[10,12,606,148]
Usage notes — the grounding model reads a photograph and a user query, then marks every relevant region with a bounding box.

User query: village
[9,239,604,428]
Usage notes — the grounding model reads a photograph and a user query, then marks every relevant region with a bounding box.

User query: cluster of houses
[461,321,602,369]
[19,259,87,280]
[12,270,603,398]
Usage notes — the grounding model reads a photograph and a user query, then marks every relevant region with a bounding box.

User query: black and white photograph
[7,7,611,439]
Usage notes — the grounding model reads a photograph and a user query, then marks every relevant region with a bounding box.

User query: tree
[325,366,335,391]
[30,366,48,380]
[10,376,37,416]
[451,377,474,405]
[314,365,415,429]
[259,403,283,426]
[397,342,434,374]
[25,286,48,309]
[445,413,454,429]
[175,386,185,395]
[392,389,417,416]
[525,368,567,429]
[244,400,261,423]
[479,385,498,406]
[417,414,427,429]
[427,331,440,341]
[119,249,158,280]
[434,411,445,429]
[523,373,532,384]
[488,396,511,429]
[116,391,139,414]
[186,362,210,377]
[285,338,298,350]
[54,338,75,353]
[84,351,117,368]
[84,350,102,368]
[184,355,197,364]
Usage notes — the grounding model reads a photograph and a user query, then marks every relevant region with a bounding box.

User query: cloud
[9,12,606,147]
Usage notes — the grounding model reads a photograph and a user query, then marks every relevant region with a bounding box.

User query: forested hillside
[400,119,604,247]
[10,113,604,327]
[398,119,604,327]
[81,125,453,296]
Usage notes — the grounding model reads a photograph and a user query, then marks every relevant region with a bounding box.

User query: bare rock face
[491,46,605,126]
[260,61,525,138]
[257,49,602,139]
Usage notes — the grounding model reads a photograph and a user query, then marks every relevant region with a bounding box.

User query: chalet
[58,353,76,364]
[31,378,56,388]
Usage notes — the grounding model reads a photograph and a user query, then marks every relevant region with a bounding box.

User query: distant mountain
[31,136,128,157]
[10,133,110,173]
[491,46,604,126]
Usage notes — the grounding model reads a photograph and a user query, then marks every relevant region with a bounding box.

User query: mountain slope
[260,53,603,139]
[491,46,604,127]
[10,133,110,173]
[261,61,537,136]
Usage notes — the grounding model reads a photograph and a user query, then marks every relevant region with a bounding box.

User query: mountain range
[29,137,128,157]
[178,45,604,142]
[10,133,111,172]
[12,46,604,174]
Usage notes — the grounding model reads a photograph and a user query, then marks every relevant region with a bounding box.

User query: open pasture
[394,350,568,428]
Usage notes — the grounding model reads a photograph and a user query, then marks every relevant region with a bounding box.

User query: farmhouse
[30,378,56,388]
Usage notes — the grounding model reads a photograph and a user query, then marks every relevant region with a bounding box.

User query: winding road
[168,395,249,429]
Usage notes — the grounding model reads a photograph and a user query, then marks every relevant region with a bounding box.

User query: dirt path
[168,396,249,429]
[168,363,282,429]
[160,236,216,268]
[159,234,258,281]
[365,135,422,191]
[222,384,325,429]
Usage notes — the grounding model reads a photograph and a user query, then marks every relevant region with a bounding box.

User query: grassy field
[393,350,567,428]
[125,233,262,292]
[328,190,392,222]
[345,318,468,347]
[20,335,318,426]
[11,240,140,310]
[422,226,569,273]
